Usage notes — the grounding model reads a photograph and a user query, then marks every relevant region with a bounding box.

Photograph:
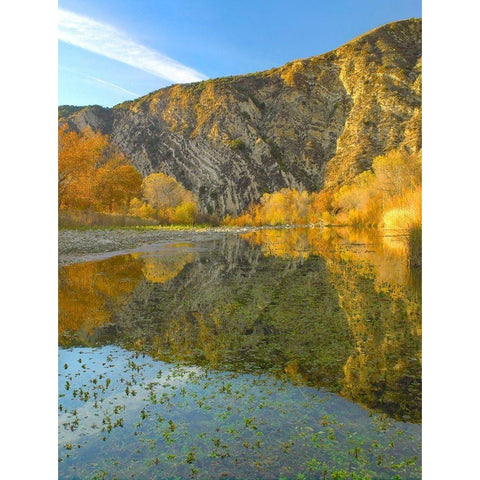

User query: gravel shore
[58,227,255,266]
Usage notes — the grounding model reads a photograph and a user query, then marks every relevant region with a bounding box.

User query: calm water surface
[58,227,421,479]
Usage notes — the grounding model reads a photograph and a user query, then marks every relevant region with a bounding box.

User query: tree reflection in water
[59,228,421,422]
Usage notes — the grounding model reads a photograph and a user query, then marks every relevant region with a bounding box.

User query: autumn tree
[94,161,142,213]
[142,173,193,209]
[224,149,421,230]
[372,150,421,197]
[136,172,199,224]
[129,198,156,219]
[58,125,143,214]
[307,189,337,224]
[58,125,108,208]
[58,124,79,203]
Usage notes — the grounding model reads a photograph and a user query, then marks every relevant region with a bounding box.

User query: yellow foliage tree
[225,149,421,230]
[334,170,381,225]
[139,172,199,224]
[172,201,198,225]
[307,190,336,224]
[373,150,422,229]
[372,150,421,196]
[142,173,191,209]
[236,188,310,226]
[129,198,157,219]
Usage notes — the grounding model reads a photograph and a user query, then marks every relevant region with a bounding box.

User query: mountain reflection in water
[59,227,421,423]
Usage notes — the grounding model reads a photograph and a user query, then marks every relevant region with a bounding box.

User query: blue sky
[58,0,422,107]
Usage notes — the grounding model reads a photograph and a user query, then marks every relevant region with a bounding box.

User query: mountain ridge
[60,18,421,216]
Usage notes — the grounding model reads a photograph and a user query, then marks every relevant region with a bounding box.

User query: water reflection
[135,250,196,283]
[58,255,144,345]
[240,227,419,287]
[241,228,421,422]
[59,346,421,480]
[59,228,421,423]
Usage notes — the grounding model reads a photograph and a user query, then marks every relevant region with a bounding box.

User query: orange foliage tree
[58,125,142,213]
[94,160,142,212]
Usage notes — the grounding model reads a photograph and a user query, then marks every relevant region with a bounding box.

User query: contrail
[58,9,208,84]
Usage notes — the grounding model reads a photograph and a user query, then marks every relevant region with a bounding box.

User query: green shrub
[230,138,246,150]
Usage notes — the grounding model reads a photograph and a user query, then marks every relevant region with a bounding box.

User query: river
[58,227,421,479]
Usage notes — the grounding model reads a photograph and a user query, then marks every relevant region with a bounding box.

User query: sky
[58,0,422,107]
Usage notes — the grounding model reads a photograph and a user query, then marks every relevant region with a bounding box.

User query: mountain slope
[61,18,421,216]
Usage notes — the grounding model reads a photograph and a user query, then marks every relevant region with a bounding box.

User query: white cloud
[58,9,208,84]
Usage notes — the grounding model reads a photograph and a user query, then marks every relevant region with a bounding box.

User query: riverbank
[59,225,308,265]
[59,224,421,268]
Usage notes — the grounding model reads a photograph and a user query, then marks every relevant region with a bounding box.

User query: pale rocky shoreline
[58,226,303,266]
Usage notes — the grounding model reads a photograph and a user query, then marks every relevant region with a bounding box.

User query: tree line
[59,126,201,225]
[223,149,421,231]
[59,126,421,230]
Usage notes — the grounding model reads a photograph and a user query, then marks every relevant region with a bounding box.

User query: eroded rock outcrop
[61,19,421,215]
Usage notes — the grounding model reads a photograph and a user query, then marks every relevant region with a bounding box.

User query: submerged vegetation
[59,347,421,480]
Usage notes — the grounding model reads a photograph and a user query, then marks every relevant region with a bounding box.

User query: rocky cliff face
[61,18,421,215]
